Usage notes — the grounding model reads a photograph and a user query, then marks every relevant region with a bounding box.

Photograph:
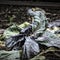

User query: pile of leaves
[0,6,60,60]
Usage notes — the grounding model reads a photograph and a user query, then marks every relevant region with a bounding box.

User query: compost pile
[0,5,60,60]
